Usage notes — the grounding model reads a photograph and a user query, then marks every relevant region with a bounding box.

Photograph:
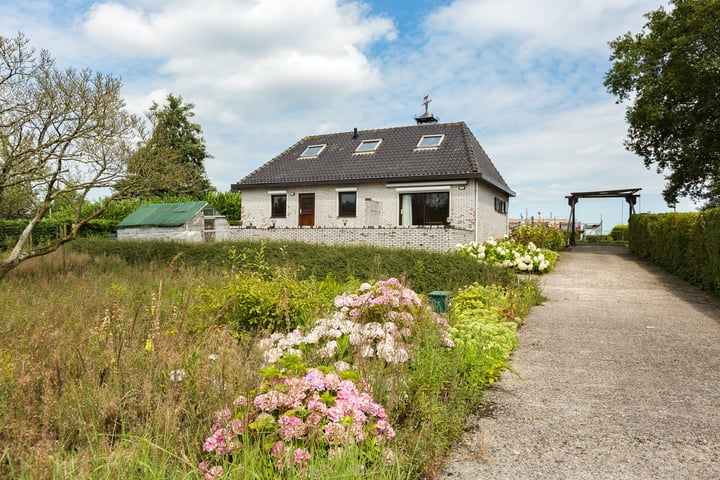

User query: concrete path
[439,244,720,480]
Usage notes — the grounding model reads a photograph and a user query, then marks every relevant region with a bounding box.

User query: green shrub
[630,210,720,297]
[582,234,614,243]
[69,239,519,294]
[610,224,629,241]
[511,223,566,251]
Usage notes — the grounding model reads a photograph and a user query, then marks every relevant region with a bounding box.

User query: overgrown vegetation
[69,239,518,294]
[630,209,720,298]
[0,241,542,479]
[510,224,566,251]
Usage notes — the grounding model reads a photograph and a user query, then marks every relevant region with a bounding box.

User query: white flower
[208,354,218,361]
[169,369,187,383]
[334,360,351,372]
[361,345,374,357]
[263,347,284,364]
[318,340,338,358]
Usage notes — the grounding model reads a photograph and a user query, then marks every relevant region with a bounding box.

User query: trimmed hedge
[629,209,720,297]
[0,219,115,250]
[68,238,521,294]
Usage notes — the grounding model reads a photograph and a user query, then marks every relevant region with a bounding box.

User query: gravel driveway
[439,244,720,480]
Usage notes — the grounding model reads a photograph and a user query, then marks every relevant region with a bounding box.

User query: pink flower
[271,440,285,457]
[326,405,345,423]
[232,395,248,407]
[324,422,348,443]
[203,427,227,453]
[384,447,395,465]
[278,415,305,441]
[293,448,311,467]
[205,465,223,480]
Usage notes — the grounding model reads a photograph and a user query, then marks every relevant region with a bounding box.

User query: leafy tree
[0,33,142,279]
[0,184,32,219]
[205,190,242,224]
[604,0,720,206]
[120,94,213,198]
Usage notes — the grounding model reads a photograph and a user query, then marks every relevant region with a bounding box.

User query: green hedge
[68,238,521,294]
[629,209,720,297]
[0,219,115,250]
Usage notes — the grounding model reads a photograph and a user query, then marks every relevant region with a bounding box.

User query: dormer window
[355,139,382,153]
[300,144,326,158]
[416,134,445,149]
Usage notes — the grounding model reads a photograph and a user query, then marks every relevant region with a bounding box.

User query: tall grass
[0,245,540,479]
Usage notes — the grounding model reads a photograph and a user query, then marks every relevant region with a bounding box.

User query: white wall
[240,180,508,236]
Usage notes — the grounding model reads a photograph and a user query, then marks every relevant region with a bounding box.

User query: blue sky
[1,0,695,231]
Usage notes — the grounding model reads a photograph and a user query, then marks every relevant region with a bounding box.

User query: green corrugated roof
[117,201,208,228]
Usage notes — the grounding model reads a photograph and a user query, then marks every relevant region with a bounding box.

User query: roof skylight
[300,144,326,157]
[355,139,382,153]
[416,134,445,148]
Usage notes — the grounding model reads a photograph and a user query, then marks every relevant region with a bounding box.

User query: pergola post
[564,188,642,246]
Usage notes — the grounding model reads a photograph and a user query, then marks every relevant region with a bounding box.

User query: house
[230,121,515,251]
[116,201,231,242]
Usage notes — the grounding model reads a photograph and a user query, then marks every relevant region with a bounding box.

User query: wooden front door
[298,193,315,226]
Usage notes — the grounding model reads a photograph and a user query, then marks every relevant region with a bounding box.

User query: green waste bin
[428,290,451,313]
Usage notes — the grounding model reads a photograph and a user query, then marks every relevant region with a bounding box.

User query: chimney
[352,127,358,139]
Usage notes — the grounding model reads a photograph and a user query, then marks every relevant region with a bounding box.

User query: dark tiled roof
[232,122,514,196]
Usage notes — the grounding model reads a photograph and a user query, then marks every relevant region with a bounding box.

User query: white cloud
[80,0,395,126]
[425,0,662,54]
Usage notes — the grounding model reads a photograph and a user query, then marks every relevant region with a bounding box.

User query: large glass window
[338,191,357,217]
[271,194,287,217]
[400,192,449,226]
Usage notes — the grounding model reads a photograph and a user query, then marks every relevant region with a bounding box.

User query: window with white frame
[400,192,449,225]
[299,144,326,158]
[271,194,287,217]
[416,134,445,148]
[338,191,357,217]
[355,139,382,153]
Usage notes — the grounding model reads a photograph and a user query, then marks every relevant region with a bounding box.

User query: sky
[1,0,699,232]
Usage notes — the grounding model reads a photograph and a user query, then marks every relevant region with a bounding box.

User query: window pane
[300,144,325,157]
[339,192,356,217]
[271,195,286,217]
[356,139,381,152]
[402,192,449,225]
[425,192,449,224]
[417,135,443,148]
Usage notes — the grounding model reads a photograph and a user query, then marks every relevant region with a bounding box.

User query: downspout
[474,179,480,243]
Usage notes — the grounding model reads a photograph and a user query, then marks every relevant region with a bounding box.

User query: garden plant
[0,240,542,479]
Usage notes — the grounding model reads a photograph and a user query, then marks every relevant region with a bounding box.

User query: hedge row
[629,209,720,297]
[0,219,115,250]
[69,238,521,294]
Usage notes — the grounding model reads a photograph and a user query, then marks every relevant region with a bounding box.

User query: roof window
[416,134,445,149]
[355,139,382,153]
[300,144,326,158]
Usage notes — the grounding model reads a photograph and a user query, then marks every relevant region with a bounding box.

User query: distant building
[116,201,230,242]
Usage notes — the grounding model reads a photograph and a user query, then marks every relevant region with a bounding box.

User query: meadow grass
[0,243,541,479]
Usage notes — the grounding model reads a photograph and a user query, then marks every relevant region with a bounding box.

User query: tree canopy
[604,0,720,206]
[0,33,142,279]
[119,94,213,198]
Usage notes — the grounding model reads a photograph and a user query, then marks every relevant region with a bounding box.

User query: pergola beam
[565,188,642,246]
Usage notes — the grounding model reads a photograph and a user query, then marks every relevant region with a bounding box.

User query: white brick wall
[228,226,476,252]
[237,179,510,249]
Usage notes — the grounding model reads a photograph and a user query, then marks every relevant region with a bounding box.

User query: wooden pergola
[566,188,642,246]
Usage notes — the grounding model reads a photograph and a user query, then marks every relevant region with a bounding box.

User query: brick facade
[236,179,509,250]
